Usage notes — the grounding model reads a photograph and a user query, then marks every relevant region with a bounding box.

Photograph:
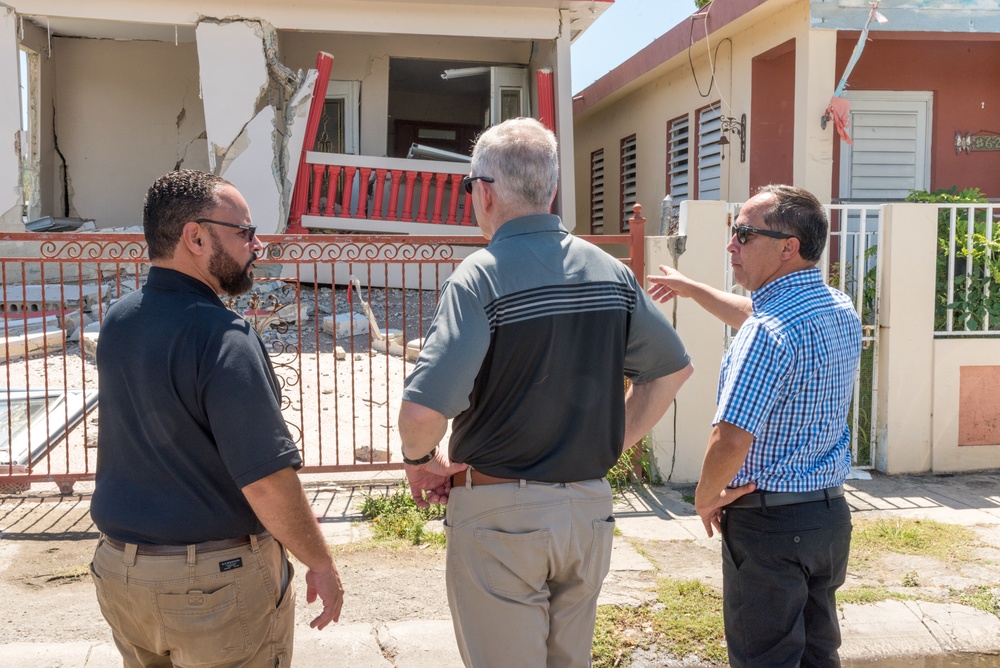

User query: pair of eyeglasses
[461,175,495,195]
[733,225,795,245]
[196,218,257,241]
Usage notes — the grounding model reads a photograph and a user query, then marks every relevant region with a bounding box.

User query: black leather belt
[726,485,844,509]
[102,531,271,556]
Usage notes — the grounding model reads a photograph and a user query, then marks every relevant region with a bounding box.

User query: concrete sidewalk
[2,472,1000,666]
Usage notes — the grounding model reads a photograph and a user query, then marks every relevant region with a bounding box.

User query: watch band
[402,446,437,466]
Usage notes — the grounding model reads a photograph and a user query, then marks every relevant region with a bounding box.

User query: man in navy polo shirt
[648,184,862,667]
[91,170,343,667]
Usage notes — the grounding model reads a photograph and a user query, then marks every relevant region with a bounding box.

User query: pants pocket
[156,581,250,664]
[476,528,550,597]
[584,517,616,590]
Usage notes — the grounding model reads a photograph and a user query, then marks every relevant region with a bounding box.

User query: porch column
[792,26,836,201]
[553,9,576,231]
[0,7,21,231]
[195,20,292,234]
[648,200,730,483]
[875,203,936,473]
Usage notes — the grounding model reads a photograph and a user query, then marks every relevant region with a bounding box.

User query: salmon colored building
[573,0,1000,235]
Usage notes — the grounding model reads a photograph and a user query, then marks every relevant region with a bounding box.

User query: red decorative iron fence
[0,214,644,494]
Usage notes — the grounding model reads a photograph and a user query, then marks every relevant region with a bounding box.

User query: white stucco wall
[647,200,731,483]
[51,38,207,227]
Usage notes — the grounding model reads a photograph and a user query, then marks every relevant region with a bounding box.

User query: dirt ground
[4,483,1000,653]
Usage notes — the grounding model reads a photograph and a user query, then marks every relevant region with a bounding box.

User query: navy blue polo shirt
[91,267,301,544]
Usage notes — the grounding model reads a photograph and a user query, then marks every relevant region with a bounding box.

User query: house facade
[1,0,612,235]
[573,0,1000,235]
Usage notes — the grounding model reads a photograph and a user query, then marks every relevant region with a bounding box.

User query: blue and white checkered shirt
[715,268,862,492]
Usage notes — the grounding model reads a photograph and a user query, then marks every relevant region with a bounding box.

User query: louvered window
[698,103,722,201]
[668,116,689,204]
[590,149,605,234]
[620,134,637,231]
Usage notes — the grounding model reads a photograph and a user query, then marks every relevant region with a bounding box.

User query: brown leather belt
[452,469,519,487]
[726,485,844,509]
[102,531,271,556]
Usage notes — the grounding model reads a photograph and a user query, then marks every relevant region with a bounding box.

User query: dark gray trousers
[721,496,852,668]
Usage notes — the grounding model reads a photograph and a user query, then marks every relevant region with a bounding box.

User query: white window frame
[325,80,361,155]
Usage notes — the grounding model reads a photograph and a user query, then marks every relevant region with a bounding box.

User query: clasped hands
[403,449,468,508]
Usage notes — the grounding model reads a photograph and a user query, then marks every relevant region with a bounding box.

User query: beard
[209,243,256,296]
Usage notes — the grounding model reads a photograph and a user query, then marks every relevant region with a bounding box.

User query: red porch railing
[300,152,479,235]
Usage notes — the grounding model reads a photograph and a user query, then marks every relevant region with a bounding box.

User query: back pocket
[156,581,250,663]
[476,528,550,597]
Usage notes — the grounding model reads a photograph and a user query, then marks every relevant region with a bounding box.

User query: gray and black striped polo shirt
[402,214,689,482]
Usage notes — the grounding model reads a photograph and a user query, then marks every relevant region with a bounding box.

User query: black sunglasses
[461,175,495,195]
[196,218,257,241]
[733,225,795,245]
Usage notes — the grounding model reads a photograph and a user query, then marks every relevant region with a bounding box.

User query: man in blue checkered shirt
[648,185,862,668]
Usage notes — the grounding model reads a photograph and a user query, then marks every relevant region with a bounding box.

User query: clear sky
[571,0,700,94]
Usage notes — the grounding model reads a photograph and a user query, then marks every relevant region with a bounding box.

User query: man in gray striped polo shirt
[398,117,693,667]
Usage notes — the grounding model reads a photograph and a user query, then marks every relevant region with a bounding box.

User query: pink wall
[751,40,796,193]
[834,35,1000,199]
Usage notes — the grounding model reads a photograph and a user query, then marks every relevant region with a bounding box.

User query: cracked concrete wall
[197,18,310,234]
[0,7,22,231]
[51,37,207,227]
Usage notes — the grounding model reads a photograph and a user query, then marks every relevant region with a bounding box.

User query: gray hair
[470,118,558,211]
[757,184,828,263]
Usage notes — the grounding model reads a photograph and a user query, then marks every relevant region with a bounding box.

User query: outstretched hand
[404,449,469,508]
[647,264,696,304]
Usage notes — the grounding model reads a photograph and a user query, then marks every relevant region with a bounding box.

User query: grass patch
[957,585,1000,617]
[837,585,919,606]
[850,517,980,567]
[592,578,727,667]
[359,486,446,546]
[607,436,660,496]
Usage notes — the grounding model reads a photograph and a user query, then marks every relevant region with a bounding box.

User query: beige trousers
[90,533,295,668]
[444,476,615,668]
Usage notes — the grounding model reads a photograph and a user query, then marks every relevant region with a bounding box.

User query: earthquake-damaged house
[2,0,612,236]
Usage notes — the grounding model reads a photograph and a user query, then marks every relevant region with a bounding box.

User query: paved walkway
[1,472,1000,666]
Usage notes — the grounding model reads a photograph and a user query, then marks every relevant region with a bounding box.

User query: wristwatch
[402,446,437,466]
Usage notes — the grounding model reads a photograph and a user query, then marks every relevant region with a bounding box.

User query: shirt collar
[488,214,567,245]
[751,267,823,308]
[146,266,226,307]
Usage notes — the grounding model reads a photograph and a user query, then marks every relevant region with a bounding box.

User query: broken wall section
[197,18,317,235]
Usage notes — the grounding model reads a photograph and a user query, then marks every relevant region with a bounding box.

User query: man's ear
[180,221,209,256]
[780,236,801,261]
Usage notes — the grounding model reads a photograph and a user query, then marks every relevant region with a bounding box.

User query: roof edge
[573,0,768,117]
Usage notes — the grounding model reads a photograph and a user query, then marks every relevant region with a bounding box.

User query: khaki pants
[444,477,615,668]
[90,533,295,668]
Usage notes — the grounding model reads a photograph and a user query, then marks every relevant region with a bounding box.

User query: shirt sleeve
[714,321,793,437]
[201,320,302,488]
[624,286,691,384]
[402,280,491,418]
